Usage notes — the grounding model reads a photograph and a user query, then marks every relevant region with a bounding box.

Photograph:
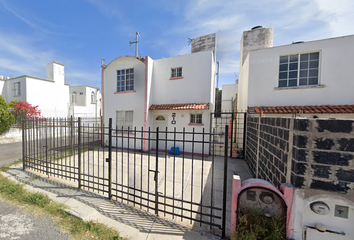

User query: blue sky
[1,0,353,90]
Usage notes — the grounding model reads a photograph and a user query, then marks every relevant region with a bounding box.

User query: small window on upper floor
[171,67,182,78]
[14,82,21,96]
[91,91,95,104]
[117,68,134,92]
[278,52,320,88]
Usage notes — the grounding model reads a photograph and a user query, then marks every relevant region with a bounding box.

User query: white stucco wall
[103,56,146,128]
[237,55,250,112]
[0,80,6,99]
[291,189,354,240]
[3,77,27,103]
[150,51,214,105]
[221,83,238,112]
[243,35,354,109]
[26,77,69,118]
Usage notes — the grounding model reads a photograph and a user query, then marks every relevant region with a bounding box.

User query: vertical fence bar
[22,119,26,170]
[52,118,55,177]
[242,113,247,159]
[230,112,234,157]
[78,117,82,189]
[221,125,229,239]
[173,127,176,218]
[45,120,48,176]
[108,118,112,199]
[210,128,215,230]
[200,128,205,226]
[155,127,159,215]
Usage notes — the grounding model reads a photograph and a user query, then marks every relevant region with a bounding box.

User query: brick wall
[246,116,354,195]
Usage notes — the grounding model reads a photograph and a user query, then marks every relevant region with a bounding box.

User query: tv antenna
[129,31,141,57]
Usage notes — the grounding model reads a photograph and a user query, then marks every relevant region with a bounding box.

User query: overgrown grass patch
[232,207,286,240]
[0,173,128,240]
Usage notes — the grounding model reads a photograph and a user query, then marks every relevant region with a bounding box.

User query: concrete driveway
[0,142,22,167]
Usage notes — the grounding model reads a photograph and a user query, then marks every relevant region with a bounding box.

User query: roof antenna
[101,58,105,67]
[129,31,141,57]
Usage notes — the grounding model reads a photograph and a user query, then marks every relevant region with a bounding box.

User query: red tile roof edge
[149,103,209,110]
[248,104,354,114]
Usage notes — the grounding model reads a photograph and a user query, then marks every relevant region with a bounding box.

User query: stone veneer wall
[246,116,354,195]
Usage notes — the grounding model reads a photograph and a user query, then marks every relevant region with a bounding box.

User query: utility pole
[129,31,141,57]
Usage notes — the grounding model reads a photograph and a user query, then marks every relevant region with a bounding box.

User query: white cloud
[2,0,60,35]
[0,31,99,87]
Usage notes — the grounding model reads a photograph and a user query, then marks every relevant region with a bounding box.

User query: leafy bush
[232,207,286,240]
[0,107,15,135]
[0,95,16,134]
[8,100,18,108]
[13,101,42,123]
[0,95,7,108]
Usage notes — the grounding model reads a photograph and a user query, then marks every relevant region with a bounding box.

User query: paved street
[0,198,69,240]
[0,142,22,167]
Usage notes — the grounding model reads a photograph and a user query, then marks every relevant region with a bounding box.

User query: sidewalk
[1,165,220,240]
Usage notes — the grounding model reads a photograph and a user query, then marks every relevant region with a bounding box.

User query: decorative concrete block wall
[246,116,354,195]
[291,119,354,194]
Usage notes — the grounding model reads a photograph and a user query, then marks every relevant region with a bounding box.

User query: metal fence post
[230,112,234,157]
[78,117,82,189]
[108,118,112,200]
[45,119,48,176]
[242,113,247,159]
[155,127,159,215]
[222,124,229,239]
[22,118,25,170]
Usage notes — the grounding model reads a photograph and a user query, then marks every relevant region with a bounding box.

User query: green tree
[0,95,15,135]
[8,100,18,108]
[0,95,7,108]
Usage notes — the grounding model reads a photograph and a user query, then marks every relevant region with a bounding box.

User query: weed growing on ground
[0,173,128,240]
[232,207,286,240]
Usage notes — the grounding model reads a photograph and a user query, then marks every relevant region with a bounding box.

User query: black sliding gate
[211,112,247,158]
[23,117,231,238]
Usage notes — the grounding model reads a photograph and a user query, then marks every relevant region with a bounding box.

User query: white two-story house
[102,34,216,152]
[69,85,101,118]
[237,27,354,118]
[0,61,69,118]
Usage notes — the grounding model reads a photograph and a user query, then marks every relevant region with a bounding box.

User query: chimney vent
[251,26,262,30]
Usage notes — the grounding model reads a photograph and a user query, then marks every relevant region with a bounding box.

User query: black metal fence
[211,112,247,158]
[22,117,232,238]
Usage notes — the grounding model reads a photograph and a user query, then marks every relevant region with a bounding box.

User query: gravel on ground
[0,198,70,240]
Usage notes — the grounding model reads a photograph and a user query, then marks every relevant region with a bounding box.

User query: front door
[152,114,168,151]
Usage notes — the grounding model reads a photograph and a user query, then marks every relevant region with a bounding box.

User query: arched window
[91,91,95,103]
[155,115,165,121]
[72,92,77,104]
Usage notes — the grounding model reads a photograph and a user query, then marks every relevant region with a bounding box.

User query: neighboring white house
[237,27,354,118]
[0,61,70,118]
[69,85,101,118]
[102,34,216,152]
[221,82,238,112]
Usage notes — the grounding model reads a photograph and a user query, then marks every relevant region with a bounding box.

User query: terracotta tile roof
[248,104,354,114]
[149,103,209,110]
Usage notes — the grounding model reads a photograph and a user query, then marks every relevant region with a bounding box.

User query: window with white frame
[116,111,133,131]
[117,68,134,92]
[14,82,21,96]
[278,52,319,88]
[72,92,77,104]
[190,113,202,124]
[171,67,182,78]
[91,91,95,103]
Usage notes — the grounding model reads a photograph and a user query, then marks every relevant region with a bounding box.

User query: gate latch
[106,158,110,163]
